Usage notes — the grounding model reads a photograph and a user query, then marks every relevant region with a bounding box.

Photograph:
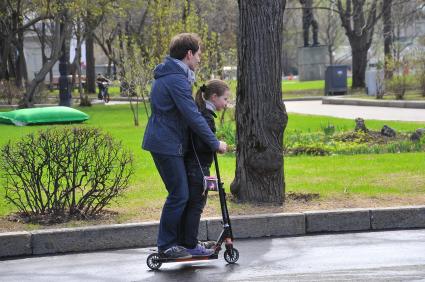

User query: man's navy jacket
[142,57,219,156]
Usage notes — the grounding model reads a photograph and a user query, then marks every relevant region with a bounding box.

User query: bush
[0,79,22,105]
[413,49,425,97]
[0,127,134,220]
[386,75,408,100]
[216,122,236,146]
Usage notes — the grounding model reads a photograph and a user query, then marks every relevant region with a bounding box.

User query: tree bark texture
[20,16,66,108]
[230,0,288,204]
[383,0,393,79]
[85,21,96,93]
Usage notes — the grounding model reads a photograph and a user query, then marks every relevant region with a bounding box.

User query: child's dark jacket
[185,108,217,167]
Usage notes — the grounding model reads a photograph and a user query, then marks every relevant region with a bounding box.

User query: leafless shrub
[0,127,134,220]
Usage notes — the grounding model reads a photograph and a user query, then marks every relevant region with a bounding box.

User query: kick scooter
[146,153,239,270]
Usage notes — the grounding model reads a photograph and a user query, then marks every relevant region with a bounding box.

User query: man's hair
[169,33,202,60]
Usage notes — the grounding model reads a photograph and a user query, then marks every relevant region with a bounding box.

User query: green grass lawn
[1,105,425,228]
[49,85,122,97]
[48,78,348,100]
[348,90,425,100]
[227,79,353,97]
[285,113,425,133]
[45,77,424,101]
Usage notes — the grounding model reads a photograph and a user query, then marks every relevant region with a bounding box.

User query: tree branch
[19,15,54,31]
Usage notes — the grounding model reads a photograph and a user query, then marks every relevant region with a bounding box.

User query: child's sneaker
[199,240,216,249]
[186,244,214,257]
[161,246,192,259]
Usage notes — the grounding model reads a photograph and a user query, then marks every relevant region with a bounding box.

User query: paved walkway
[285,100,425,122]
[1,229,425,281]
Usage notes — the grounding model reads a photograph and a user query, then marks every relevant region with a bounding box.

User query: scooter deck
[157,253,218,263]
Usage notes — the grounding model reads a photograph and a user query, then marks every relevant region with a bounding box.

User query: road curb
[371,206,425,230]
[305,209,371,233]
[1,206,425,259]
[322,97,425,109]
[283,97,323,102]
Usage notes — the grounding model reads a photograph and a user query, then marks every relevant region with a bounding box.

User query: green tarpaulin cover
[0,106,89,126]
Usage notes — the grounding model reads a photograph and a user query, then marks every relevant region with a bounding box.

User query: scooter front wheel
[146,253,162,270]
[224,248,239,264]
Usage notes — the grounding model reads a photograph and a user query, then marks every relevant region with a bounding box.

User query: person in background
[96,73,111,100]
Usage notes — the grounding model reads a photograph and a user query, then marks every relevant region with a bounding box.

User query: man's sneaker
[186,244,214,257]
[161,246,191,259]
[199,240,216,249]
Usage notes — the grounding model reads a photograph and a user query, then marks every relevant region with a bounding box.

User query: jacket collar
[168,56,196,85]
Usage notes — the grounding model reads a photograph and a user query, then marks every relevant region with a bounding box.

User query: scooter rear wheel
[224,248,239,264]
[146,253,162,270]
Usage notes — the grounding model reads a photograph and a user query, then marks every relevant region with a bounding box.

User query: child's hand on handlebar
[218,141,227,154]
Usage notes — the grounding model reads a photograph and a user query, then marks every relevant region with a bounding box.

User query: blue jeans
[178,161,209,248]
[151,153,189,251]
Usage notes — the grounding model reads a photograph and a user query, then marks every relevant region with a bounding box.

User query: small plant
[384,56,412,100]
[375,60,385,99]
[387,75,408,100]
[321,123,335,136]
[216,122,236,147]
[412,47,425,97]
[286,145,330,156]
[0,127,134,221]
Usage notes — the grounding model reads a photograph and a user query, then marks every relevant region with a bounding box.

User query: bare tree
[317,1,345,65]
[20,11,70,108]
[392,0,424,63]
[337,0,380,88]
[0,0,52,87]
[231,0,288,204]
[383,0,393,78]
[282,0,302,76]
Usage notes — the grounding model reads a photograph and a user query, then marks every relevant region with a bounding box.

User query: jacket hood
[154,56,186,79]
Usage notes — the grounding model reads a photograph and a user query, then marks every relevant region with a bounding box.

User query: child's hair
[195,79,229,110]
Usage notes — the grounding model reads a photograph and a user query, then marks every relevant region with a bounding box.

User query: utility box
[365,63,384,96]
[324,65,348,96]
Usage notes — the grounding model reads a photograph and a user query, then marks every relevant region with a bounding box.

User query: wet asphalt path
[285,100,425,122]
[1,229,425,281]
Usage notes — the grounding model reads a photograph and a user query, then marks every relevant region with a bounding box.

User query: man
[95,73,111,100]
[142,33,227,259]
[300,0,320,47]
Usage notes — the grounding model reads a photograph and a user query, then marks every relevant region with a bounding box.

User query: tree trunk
[17,28,28,86]
[58,20,72,107]
[118,23,127,96]
[0,36,12,79]
[230,0,288,204]
[41,22,47,78]
[328,45,334,65]
[20,15,66,108]
[351,39,368,88]
[8,51,17,81]
[23,54,60,108]
[75,21,90,106]
[337,0,378,90]
[85,25,96,93]
[383,0,393,79]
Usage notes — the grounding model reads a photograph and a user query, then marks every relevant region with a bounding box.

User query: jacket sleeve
[190,110,216,153]
[169,77,220,151]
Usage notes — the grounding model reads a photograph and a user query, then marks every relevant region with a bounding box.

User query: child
[179,79,230,256]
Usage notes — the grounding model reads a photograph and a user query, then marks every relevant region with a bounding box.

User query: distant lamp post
[59,20,71,107]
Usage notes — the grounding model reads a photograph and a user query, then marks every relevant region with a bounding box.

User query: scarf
[169,56,196,85]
